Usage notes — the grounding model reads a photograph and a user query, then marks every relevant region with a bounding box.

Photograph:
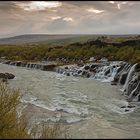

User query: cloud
[87,8,104,14]
[14,1,62,11]
[108,1,115,4]
[0,1,140,38]
[63,17,73,22]
[51,16,61,20]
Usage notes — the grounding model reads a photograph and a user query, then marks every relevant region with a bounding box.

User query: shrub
[0,82,28,138]
[0,82,69,139]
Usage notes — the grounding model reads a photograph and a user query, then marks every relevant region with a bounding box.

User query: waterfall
[14,62,17,66]
[122,63,137,94]
[93,62,120,82]
[33,64,36,69]
[128,81,140,101]
[26,63,30,68]
[118,63,128,76]
[118,64,131,84]
[34,64,37,69]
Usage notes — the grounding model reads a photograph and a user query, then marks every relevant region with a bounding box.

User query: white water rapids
[0,63,140,138]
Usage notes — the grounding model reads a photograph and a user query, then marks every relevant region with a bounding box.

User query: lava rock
[104,69,110,76]
[127,105,136,108]
[82,71,86,76]
[117,64,125,73]
[77,70,82,74]
[125,109,130,112]
[84,65,90,70]
[120,106,126,108]
[16,61,22,66]
[138,95,140,102]
[41,64,56,71]
[90,64,98,69]
[0,73,15,79]
[120,72,128,85]
[66,73,70,76]
[113,75,119,83]
[86,73,91,78]
[0,73,7,79]
[5,73,15,79]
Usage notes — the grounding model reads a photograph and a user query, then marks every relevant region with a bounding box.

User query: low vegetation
[0,36,140,64]
[0,82,69,139]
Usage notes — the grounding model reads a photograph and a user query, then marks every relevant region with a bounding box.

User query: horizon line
[0,33,140,39]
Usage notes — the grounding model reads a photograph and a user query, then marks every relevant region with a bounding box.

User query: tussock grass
[0,82,69,139]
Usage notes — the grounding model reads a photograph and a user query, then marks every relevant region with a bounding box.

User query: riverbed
[0,63,140,138]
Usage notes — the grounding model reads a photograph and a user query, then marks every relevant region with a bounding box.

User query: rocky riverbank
[0,59,57,71]
[0,72,15,82]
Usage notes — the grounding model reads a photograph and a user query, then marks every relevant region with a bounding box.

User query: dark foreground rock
[5,73,15,79]
[0,72,15,80]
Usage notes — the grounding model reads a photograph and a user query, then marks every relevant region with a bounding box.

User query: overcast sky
[0,1,140,38]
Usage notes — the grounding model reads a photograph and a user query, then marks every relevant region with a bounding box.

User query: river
[0,63,140,138]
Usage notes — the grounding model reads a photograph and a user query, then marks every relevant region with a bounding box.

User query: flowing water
[0,63,140,138]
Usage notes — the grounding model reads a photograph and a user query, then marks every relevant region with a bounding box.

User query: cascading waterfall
[122,63,137,94]
[128,81,140,101]
[27,63,29,68]
[93,62,121,82]
[118,63,131,84]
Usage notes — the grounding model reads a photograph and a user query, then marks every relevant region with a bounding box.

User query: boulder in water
[82,71,86,76]
[125,109,130,112]
[77,70,82,74]
[5,73,15,79]
[120,105,135,109]
[84,65,90,70]
[0,73,7,79]
[86,73,91,78]
[66,73,70,76]
[0,72,15,79]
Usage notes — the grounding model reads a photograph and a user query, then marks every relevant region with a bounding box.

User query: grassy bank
[0,36,140,64]
[0,82,69,139]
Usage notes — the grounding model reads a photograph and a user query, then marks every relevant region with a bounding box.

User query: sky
[0,1,140,38]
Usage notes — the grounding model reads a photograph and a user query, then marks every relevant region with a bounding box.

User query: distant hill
[0,34,139,45]
[0,34,90,45]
